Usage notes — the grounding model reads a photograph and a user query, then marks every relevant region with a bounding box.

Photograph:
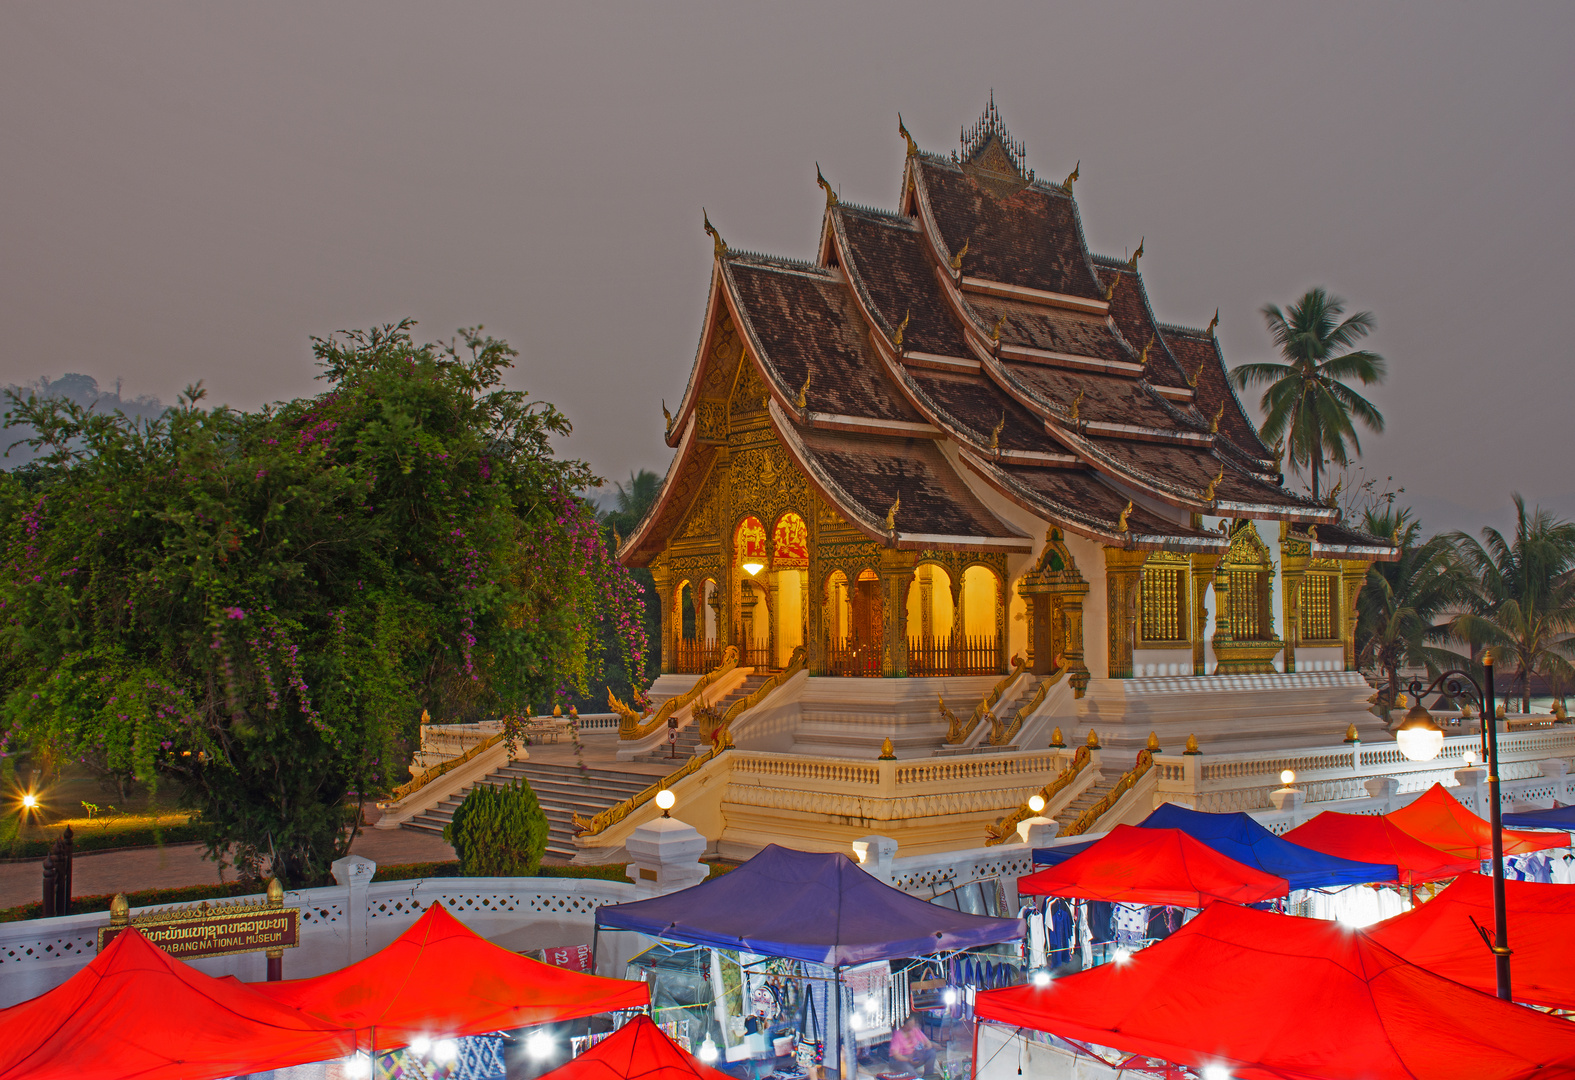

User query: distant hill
[1,374,167,467]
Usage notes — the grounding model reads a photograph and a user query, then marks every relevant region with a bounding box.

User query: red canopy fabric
[252,902,649,1051]
[1386,783,1571,860]
[974,903,1575,1080]
[1284,811,1478,887]
[1017,825,1287,906]
[539,1014,736,1080]
[1367,872,1575,1008]
[0,927,352,1080]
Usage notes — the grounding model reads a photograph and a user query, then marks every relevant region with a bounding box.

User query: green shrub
[443,780,549,877]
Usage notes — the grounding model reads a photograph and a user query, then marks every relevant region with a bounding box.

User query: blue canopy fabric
[594,844,1024,967]
[1032,804,1398,890]
[1504,804,1575,830]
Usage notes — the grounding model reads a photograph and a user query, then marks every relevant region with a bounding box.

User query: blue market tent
[595,844,1024,967]
[1032,803,1398,890]
[1504,803,1575,830]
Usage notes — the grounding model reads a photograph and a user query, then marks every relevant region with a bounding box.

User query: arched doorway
[772,513,808,668]
[905,564,955,676]
[959,565,1001,675]
[826,569,881,676]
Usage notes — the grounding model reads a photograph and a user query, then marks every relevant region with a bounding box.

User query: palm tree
[1450,495,1575,713]
[1231,288,1387,501]
[1355,507,1469,708]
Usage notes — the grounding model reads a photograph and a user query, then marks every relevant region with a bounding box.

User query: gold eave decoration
[703,208,727,258]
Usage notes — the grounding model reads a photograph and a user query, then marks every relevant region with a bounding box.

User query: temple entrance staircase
[630,673,774,763]
[1049,762,1125,835]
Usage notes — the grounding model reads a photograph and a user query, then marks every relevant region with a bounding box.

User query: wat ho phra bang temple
[598,101,1402,854]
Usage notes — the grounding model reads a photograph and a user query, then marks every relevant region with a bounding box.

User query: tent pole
[835,967,846,1080]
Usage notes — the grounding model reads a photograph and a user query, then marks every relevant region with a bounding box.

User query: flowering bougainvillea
[0,321,645,886]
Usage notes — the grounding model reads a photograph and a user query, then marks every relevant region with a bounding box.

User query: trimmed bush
[443,780,549,877]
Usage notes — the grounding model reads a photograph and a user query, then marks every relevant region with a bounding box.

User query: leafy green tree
[0,322,644,886]
[1231,288,1387,501]
[443,779,549,877]
[1450,495,1575,713]
[1355,506,1468,707]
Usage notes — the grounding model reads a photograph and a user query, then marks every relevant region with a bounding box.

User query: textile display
[1295,884,1408,928]
[539,1015,737,1080]
[375,1035,507,1080]
[595,845,1024,966]
[1283,811,1478,886]
[1385,783,1570,860]
[1366,873,1575,1008]
[0,926,352,1080]
[1017,825,1287,906]
[973,903,1575,1080]
[252,901,648,1051]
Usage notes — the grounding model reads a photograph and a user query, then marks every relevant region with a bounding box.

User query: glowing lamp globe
[21,794,37,810]
[527,1031,554,1060]
[1463,749,1478,767]
[1027,795,1045,814]
[742,561,765,576]
[1279,769,1295,786]
[654,788,676,814]
[699,1038,720,1064]
[1396,701,1445,762]
[1031,969,1052,987]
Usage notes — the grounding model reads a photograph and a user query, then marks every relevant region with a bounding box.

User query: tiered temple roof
[623,103,1392,566]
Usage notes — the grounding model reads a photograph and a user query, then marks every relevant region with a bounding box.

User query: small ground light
[1027,795,1045,813]
[434,1039,458,1063]
[1202,1067,1233,1080]
[527,1031,554,1060]
[1112,948,1132,964]
[655,789,676,816]
[1464,749,1478,766]
[1031,969,1051,988]
[21,794,37,809]
[942,988,959,1005]
[409,1036,431,1056]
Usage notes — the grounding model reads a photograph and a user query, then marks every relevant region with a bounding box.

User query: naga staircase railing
[1060,745,1158,837]
[614,646,739,740]
[697,646,807,745]
[572,746,720,838]
[984,743,1092,846]
[387,732,504,801]
[988,668,1064,746]
[939,656,1028,744]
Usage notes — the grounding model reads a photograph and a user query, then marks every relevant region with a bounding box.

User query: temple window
[1139,555,1189,645]
[1300,571,1339,642]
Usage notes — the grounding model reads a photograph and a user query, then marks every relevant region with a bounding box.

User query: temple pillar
[766,571,780,668]
[1103,548,1147,679]
[880,550,917,677]
[1340,560,1372,672]
[651,560,674,675]
[1280,525,1309,675]
[740,586,759,664]
[1189,553,1219,676]
[1063,599,1089,697]
[948,572,963,675]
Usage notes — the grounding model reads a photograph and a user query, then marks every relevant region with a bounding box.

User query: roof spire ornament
[1139,332,1155,369]
[1128,237,1144,270]
[662,399,672,435]
[884,493,901,532]
[991,313,1006,343]
[1062,160,1080,192]
[1068,387,1085,421]
[1207,308,1220,337]
[898,113,918,158]
[702,209,727,258]
[1209,402,1225,433]
[1117,500,1133,533]
[891,310,911,352]
[796,369,811,410]
[959,92,1033,197]
[1103,273,1122,303]
[989,411,1006,451]
[1204,465,1225,503]
[949,237,970,272]
[1187,358,1204,388]
[816,163,838,208]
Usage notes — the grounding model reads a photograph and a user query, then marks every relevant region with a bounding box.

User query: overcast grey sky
[3,3,1570,535]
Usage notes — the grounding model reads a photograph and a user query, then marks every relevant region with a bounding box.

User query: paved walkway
[0,827,455,909]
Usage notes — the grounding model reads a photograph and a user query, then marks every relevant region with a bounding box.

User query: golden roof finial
[991,313,1006,343]
[816,163,839,208]
[898,113,918,158]
[1128,237,1144,270]
[1209,402,1225,433]
[703,208,727,258]
[1050,726,1065,747]
[1062,160,1080,191]
[1103,273,1121,303]
[884,493,901,532]
[1145,731,1161,752]
[796,369,811,409]
[1139,332,1155,369]
[1204,464,1225,503]
[267,877,284,904]
[891,310,911,351]
[662,399,672,434]
[879,736,896,760]
[1068,386,1085,421]
[1344,723,1360,744]
[1187,358,1204,389]
[1117,500,1133,533]
[949,237,970,272]
[1308,524,1320,543]
[1207,308,1220,337]
[989,411,1006,451]
[1086,728,1101,749]
[612,525,622,551]
[1184,733,1201,755]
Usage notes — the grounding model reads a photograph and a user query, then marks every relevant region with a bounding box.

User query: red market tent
[540,1014,736,1080]
[1017,825,1287,906]
[1367,872,1575,1008]
[253,901,648,1051]
[0,926,352,1080]
[1283,811,1478,887]
[1386,783,1570,860]
[974,902,1575,1080]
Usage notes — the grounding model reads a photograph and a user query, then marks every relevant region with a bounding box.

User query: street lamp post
[1396,657,1510,1000]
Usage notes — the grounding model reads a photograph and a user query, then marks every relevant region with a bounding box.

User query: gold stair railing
[386,732,504,802]
[573,745,720,838]
[988,668,1065,746]
[939,656,1027,744]
[984,743,1092,846]
[616,646,740,740]
[697,646,807,745]
[1060,743,1159,837]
